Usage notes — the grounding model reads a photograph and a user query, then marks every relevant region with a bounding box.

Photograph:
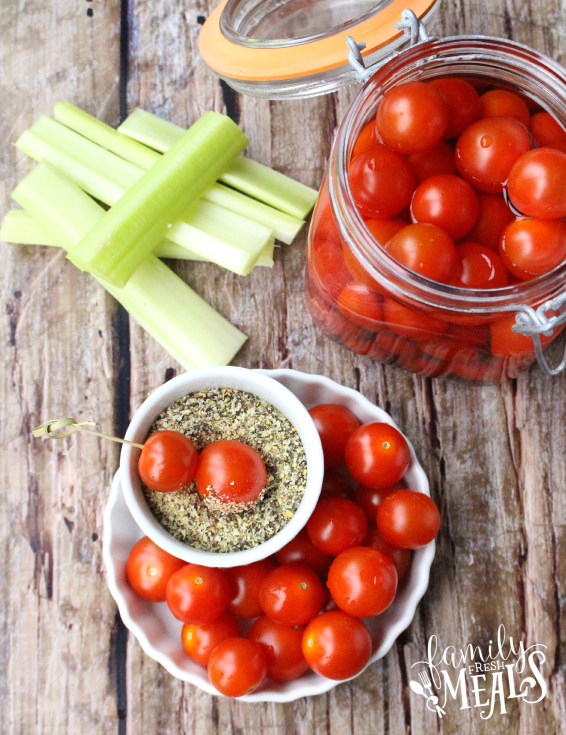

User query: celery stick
[67,111,248,287]
[54,102,161,170]
[12,163,247,369]
[56,106,304,244]
[118,108,318,218]
[1,210,57,245]
[2,208,275,267]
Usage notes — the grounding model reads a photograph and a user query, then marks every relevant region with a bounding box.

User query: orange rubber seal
[199,0,436,82]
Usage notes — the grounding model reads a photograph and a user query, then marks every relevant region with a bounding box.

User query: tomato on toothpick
[195,439,267,506]
[126,536,186,602]
[138,430,198,493]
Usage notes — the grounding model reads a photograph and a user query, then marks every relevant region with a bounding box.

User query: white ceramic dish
[104,369,435,702]
[120,366,324,567]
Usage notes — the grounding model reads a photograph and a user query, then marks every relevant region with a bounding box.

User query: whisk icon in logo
[409,670,446,718]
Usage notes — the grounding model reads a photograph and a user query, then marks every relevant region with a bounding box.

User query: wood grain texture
[2,0,566,733]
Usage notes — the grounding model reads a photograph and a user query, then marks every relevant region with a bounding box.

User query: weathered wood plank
[0,1,123,734]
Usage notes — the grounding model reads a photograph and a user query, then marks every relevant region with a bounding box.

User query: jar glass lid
[199,0,440,99]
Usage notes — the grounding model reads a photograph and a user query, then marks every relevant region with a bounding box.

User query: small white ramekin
[119,366,324,567]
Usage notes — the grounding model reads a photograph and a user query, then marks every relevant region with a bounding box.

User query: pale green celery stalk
[67,111,248,287]
[12,163,247,369]
[55,105,304,244]
[1,209,276,267]
[54,102,161,169]
[118,108,318,219]
[16,117,270,275]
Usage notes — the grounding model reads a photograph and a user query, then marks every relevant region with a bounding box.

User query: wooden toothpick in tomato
[195,439,267,506]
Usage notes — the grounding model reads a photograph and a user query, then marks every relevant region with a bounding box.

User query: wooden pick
[32,418,144,449]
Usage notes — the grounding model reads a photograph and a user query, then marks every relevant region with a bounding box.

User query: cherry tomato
[345,422,411,489]
[195,440,267,506]
[530,112,566,153]
[320,470,353,501]
[349,145,416,218]
[275,527,332,576]
[383,298,447,341]
[307,497,368,556]
[456,117,531,193]
[259,564,325,626]
[499,218,566,279]
[248,616,309,682]
[327,546,398,617]
[181,612,240,668]
[408,140,458,182]
[365,217,408,245]
[427,77,481,138]
[310,238,350,297]
[507,147,566,219]
[138,430,198,493]
[354,483,402,521]
[376,489,440,550]
[490,313,555,356]
[302,611,372,680]
[466,193,515,251]
[225,559,276,619]
[451,241,509,289]
[385,224,459,284]
[166,564,231,624]
[352,119,382,159]
[365,525,412,580]
[411,174,479,241]
[208,638,267,697]
[308,404,361,469]
[337,282,383,331]
[376,81,449,154]
[479,89,530,127]
[126,536,186,602]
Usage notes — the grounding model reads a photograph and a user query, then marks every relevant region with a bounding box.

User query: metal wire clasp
[513,293,566,376]
[347,8,432,82]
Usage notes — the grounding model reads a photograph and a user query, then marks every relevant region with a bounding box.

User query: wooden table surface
[2,0,566,733]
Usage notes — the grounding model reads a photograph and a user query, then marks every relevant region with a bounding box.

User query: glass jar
[306,36,566,381]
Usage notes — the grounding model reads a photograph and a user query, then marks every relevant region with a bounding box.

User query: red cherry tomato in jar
[352,119,383,159]
[248,616,309,682]
[138,430,198,493]
[307,497,368,556]
[337,282,383,331]
[499,218,566,279]
[365,525,412,580]
[383,298,447,341]
[376,489,440,550]
[166,564,231,624]
[308,404,361,469]
[345,422,411,489]
[376,81,449,154]
[490,313,557,356]
[427,77,481,138]
[451,241,509,289]
[208,638,267,697]
[385,224,459,284]
[456,117,531,193]
[365,217,408,246]
[126,536,186,602]
[408,140,458,183]
[530,112,566,153]
[479,89,530,128]
[507,148,566,219]
[327,546,398,617]
[349,145,416,218]
[181,612,240,667]
[225,558,276,619]
[411,174,480,241]
[310,238,350,296]
[320,470,352,500]
[195,440,267,506]
[275,527,332,576]
[302,611,372,680]
[354,483,402,521]
[466,193,515,251]
[259,564,325,626]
